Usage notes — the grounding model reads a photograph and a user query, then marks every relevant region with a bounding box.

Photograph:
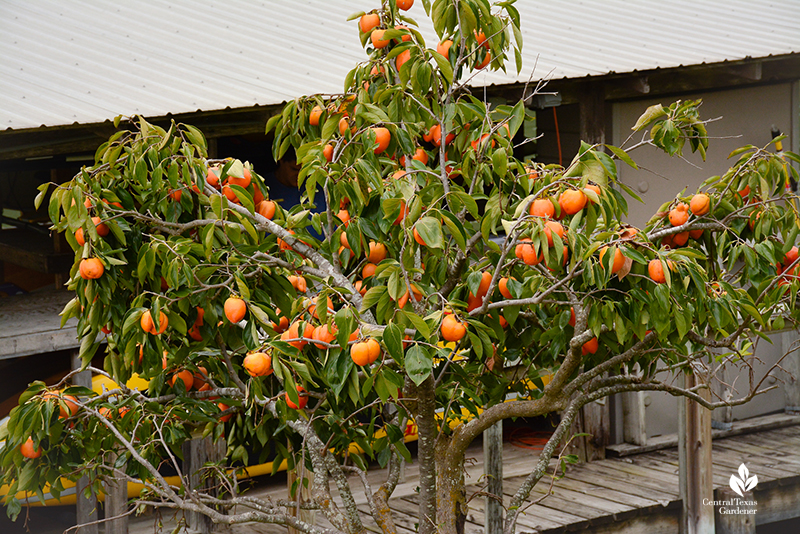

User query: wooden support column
[104,452,128,534]
[712,355,734,431]
[483,420,503,534]
[782,329,800,413]
[578,82,606,146]
[71,351,99,534]
[621,364,647,446]
[581,398,610,460]
[678,366,714,534]
[287,445,315,534]
[715,488,756,534]
[181,435,225,534]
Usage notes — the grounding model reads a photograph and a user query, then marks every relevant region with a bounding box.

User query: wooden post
[483,420,503,534]
[181,436,225,534]
[678,366,715,534]
[71,351,99,534]
[621,364,647,446]
[714,488,756,534]
[782,329,800,413]
[581,398,609,460]
[287,445,315,534]
[104,453,128,534]
[712,355,733,431]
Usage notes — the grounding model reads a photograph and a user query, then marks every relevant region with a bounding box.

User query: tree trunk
[435,435,466,534]
[416,376,437,534]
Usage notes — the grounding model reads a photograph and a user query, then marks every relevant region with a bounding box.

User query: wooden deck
[125,420,800,534]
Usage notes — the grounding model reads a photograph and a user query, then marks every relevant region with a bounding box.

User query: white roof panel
[1,0,799,131]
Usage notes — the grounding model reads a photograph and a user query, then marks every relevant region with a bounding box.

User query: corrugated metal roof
[2,0,799,132]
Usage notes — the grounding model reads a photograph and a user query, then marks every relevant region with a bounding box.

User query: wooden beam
[103,453,128,534]
[783,329,800,413]
[483,420,503,534]
[622,391,647,446]
[71,350,99,534]
[714,488,756,534]
[582,397,610,460]
[578,82,606,146]
[679,367,714,534]
[181,436,225,533]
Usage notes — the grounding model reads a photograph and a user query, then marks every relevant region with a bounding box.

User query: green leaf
[405,345,432,386]
[401,310,432,340]
[492,147,508,178]
[605,144,638,169]
[361,286,386,312]
[415,217,444,248]
[430,50,453,84]
[632,103,666,131]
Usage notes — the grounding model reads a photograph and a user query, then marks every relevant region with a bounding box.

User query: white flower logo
[729,463,758,497]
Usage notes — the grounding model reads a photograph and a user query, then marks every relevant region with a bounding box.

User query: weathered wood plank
[508,477,635,516]
[552,466,673,507]
[606,413,800,457]
[572,462,679,501]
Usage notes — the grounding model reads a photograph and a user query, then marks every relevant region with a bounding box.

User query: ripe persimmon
[784,246,799,266]
[309,105,323,126]
[79,257,104,280]
[243,352,273,377]
[286,386,308,410]
[271,310,290,333]
[515,242,542,266]
[227,168,252,189]
[585,183,602,203]
[599,246,625,274]
[436,40,453,59]
[323,143,334,162]
[288,275,307,293]
[371,29,391,48]
[397,284,423,308]
[337,208,351,226]
[413,227,427,247]
[648,259,666,283]
[281,321,314,350]
[399,147,429,167]
[559,189,587,215]
[397,0,414,10]
[669,203,689,226]
[362,262,377,278]
[393,200,407,226]
[530,198,555,218]
[141,310,168,335]
[429,124,454,147]
[441,314,467,342]
[170,370,194,392]
[206,167,221,187]
[339,117,351,136]
[218,403,232,423]
[367,241,388,263]
[672,231,689,247]
[476,271,492,297]
[312,324,338,349]
[92,216,109,237]
[582,337,599,355]
[498,277,514,299]
[256,200,276,220]
[351,338,381,366]
[20,437,42,459]
[396,49,411,70]
[475,52,491,69]
[75,228,86,246]
[44,392,79,419]
[543,220,565,246]
[308,295,333,319]
[690,193,710,216]
[224,297,247,323]
[359,13,380,33]
[372,127,391,154]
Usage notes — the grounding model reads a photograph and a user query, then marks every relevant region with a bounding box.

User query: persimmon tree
[3,1,800,533]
